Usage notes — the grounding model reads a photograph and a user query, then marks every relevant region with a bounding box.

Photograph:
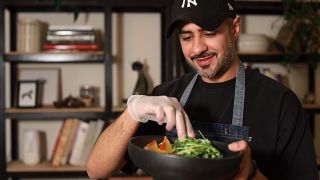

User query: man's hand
[228,140,255,180]
[127,95,195,139]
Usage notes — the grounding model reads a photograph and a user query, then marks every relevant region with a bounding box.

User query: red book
[43,44,99,51]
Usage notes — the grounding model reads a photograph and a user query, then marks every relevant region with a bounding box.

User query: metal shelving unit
[0,0,171,179]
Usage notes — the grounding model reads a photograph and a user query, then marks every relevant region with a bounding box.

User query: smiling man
[87,0,318,179]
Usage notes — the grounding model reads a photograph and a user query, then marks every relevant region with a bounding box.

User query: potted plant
[276,0,320,68]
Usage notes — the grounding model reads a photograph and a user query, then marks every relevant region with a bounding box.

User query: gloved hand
[127,95,195,139]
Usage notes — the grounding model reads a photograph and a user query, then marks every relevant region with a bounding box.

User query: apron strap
[179,73,198,107]
[232,62,245,126]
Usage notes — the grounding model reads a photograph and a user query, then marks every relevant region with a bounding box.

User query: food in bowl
[128,135,242,180]
[144,136,223,159]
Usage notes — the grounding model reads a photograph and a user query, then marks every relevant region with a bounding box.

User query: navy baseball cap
[166,0,236,37]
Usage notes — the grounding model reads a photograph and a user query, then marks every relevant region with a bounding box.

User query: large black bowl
[128,136,242,180]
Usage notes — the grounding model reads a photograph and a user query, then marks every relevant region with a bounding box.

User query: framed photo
[16,80,42,108]
[18,68,61,105]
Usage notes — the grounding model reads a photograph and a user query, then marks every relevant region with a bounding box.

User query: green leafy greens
[172,137,223,159]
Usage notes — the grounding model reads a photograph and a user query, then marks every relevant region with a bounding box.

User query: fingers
[174,111,187,139]
[133,95,194,138]
[162,105,176,127]
[228,140,247,152]
[228,140,252,179]
[184,111,195,138]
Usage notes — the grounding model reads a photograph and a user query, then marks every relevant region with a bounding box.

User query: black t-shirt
[128,67,318,179]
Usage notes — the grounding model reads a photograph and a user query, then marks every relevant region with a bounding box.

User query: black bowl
[128,135,242,180]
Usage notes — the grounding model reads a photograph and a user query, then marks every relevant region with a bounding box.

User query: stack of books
[43,25,99,52]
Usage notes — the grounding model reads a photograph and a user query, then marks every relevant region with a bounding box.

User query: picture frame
[16,80,42,108]
[18,68,61,106]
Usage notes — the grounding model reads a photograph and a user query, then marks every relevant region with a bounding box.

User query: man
[87,0,319,179]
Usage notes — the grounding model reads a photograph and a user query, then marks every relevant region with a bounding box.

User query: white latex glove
[127,95,195,139]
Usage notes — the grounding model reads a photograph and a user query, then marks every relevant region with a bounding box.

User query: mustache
[190,51,217,61]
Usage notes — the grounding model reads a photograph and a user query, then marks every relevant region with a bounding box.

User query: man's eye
[204,31,216,37]
[180,35,192,41]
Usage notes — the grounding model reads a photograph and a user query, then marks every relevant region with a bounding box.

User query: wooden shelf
[5,51,106,63]
[303,104,320,113]
[6,106,104,113]
[7,161,86,172]
[7,161,151,178]
[5,106,126,119]
[238,52,314,63]
[7,161,88,178]
[6,106,126,113]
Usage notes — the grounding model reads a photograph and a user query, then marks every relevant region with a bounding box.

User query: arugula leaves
[172,138,223,159]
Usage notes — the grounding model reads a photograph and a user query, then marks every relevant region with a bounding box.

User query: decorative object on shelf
[303,92,316,104]
[132,61,149,95]
[15,80,44,108]
[80,85,100,107]
[22,129,41,165]
[17,18,44,52]
[275,0,320,68]
[54,95,85,108]
[18,68,62,106]
[237,33,270,53]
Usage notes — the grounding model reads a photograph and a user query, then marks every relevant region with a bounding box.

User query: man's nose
[192,36,207,55]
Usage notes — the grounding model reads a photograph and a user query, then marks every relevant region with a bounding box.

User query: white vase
[22,129,40,165]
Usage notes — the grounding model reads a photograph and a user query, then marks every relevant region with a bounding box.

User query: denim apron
[166,62,250,143]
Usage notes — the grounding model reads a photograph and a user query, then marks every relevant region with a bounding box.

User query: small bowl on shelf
[237,33,270,53]
[127,135,242,180]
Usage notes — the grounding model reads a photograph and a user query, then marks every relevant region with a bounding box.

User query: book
[45,40,96,45]
[47,30,95,36]
[68,121,90,165]
[43,44,99,51]
[50,120,66,162]
[51,118,77,166]
[49,25,93,31]
[60,119,80,165]
[46,35,95,41]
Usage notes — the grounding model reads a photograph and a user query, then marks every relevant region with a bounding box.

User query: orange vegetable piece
[144,136,173,154]
[144,139,159,152]
[159,136,173,153]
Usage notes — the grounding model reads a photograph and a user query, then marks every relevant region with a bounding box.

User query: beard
[188,39,234,80]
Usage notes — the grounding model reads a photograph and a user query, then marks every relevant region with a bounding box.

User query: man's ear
[232,16,241,39]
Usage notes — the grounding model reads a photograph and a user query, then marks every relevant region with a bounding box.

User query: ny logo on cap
[227,3,234,11]
[181,0,197,8]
